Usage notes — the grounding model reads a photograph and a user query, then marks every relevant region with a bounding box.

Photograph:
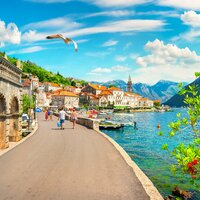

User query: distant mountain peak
[91,79,181,103]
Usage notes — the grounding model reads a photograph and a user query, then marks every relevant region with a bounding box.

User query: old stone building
[0,54,22,149]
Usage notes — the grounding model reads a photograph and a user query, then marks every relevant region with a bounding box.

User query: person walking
[49,109,53,121]
[45,109,49,121]
[70,109,78,129]
[58,107,68,130]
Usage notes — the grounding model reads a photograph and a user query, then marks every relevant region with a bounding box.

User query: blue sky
[1,0,200,84]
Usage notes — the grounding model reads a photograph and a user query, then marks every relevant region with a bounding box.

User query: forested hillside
[164,77,200,107]
[0,52,87,86]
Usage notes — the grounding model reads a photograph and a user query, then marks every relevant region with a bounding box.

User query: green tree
[160,73,200,189]
[154,101,161,107]
[22,94,34,114]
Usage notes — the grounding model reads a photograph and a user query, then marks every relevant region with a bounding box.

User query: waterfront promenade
[0,113,151,200]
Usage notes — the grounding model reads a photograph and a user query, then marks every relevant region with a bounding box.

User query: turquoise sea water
[101,109,200,199]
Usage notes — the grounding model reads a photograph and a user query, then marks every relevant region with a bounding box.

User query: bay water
[101,108,200,199]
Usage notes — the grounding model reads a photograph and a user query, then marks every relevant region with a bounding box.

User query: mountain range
[164,77,200,107]
[91,80,185,103]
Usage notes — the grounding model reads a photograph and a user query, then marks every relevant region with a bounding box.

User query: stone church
[0,54,22,149]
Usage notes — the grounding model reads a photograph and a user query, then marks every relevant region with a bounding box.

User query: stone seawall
[54,113,100,131]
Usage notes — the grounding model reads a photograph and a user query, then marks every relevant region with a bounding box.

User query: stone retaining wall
[54,113,99,131]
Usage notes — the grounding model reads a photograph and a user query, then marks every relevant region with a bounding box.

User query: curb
[96,129,164,200]
[0,123,39,157]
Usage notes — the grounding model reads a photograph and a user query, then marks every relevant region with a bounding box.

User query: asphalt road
[0,113,150,200]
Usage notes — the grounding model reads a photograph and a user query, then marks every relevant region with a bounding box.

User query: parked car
[22,113,29,129]
[36,107,42,112]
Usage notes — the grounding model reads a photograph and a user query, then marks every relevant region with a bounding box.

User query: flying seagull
[46,34,78,52]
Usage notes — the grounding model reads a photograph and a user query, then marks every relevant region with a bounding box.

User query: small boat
[99,120,124,130]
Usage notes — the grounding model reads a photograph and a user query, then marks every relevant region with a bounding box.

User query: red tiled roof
[52,90,78,97]
[100,90,112,95]
[22,79,30,87]
[88,83,107,90]
[108,87,122,91]
[153,100,161,102]
[139,98,149,101]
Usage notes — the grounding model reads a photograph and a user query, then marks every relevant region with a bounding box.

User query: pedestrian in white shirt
[58,107,68,130]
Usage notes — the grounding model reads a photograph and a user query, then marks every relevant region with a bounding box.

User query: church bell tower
[127,74,132,93]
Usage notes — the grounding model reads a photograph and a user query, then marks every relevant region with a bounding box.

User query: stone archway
[0,93,7,148]
[9,97,21,142]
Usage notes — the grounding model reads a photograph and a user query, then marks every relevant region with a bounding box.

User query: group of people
[44,107,78,130]
[58,107,78,130]
[45,109,53,121]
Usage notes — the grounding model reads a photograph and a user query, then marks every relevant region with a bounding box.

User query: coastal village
[0,53,162,149]
[1,1,199,199]
[24,70,158,110]
[0,52,197,200]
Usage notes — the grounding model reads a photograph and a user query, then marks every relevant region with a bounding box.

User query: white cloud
[173,11,200,41]
[7,46,45,55]
[116,55,127,62]
[22,30,46,42]
[85,0,151,8]
[181,11,200,27]
[135,39,200,83]
[90,65,130,74]
[158,0,200,10]
[112,65,131,71]
[21,19,164,43]
[22,17,81,31]
[180,29,200,41]
[103,40,118,47]
[84,10,134,18]
[66,19,165,38]
[0,20,21,45]
[0,42,5,48]
[137,10,179,18]
[91,67,111,73]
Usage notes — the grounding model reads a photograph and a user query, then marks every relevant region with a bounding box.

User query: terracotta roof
[108,87,122,91]
[51,83,60,87]
[125,93,142,97]
[88,83,107,90]
[139,98,149,101]
[52,90,78,97]
[100,90,112,95]
[54,88,65,93]
[44,82,61,87]
[22,79,30,87]
[132,93,141,96]
[90,96,99,100]
[153,100,161,102]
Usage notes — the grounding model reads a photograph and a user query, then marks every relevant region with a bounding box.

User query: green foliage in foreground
[160,73,200,189]
[0,52,87,86]
[22,94,34,114]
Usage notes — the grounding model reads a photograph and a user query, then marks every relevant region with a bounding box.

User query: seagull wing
[69,39,78,52]
[46,34,65,41]
[46,34,78,52]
